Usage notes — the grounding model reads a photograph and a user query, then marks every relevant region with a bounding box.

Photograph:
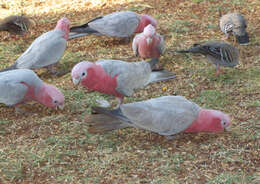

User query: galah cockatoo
[0,17,70,73]
[177,41,239,75]
[71,58,176,106]
[69,11,157,40]
[0,15,35,39]
[220,12,249,45]
[86,96,231,138]
[132,24,165,60]
[0,69,65,112]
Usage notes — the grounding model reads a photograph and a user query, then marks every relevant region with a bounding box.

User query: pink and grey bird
[0,15,34,38]
[220,12,249,45]
[0,17,70,73]
[177,41,239,75]
[0,69,65,112]
[86,96,231,138]
[132,24,164,60]
[69,11,157,40]
[71,58,175,106]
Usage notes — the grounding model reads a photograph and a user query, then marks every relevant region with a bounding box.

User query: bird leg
[47,64,57,74]
[115,97,124,108]
[8,33,19,40]
[15,106,25,114]
[221,33,229,41]
[216,65,221,76]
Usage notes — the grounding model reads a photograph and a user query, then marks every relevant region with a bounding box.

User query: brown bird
[0,15,34,39]
[220,12,249,45]
[177,41,239,75]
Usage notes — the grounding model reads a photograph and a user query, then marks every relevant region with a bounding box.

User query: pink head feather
[135,14,157,33]
[71,61,96,84]
[37,83,65,109]
[71,61,122,98]
[184,109,231,133]
[143,24,156,37]
[55,17,70,40]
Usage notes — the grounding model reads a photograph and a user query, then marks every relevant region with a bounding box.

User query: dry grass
[0,0,259,183]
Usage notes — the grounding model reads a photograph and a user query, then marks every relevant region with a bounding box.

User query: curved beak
[146,37,152,44]
[58,104,64,110]
[72,77,80,85]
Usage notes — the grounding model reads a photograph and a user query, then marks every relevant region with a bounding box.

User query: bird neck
[20,81,37,101]
[55,24,69,40]
[184,109,221,133]
[135,15,150,33]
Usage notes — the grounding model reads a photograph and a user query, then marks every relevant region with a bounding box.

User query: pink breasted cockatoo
[71,58,176,106]
[86,96,231,138]
[69,11,157,40]
[132,24,165,60]
[0,69,65,112]
[0,17,70,73]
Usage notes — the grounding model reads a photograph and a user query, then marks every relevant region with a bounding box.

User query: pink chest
[138,37,161,59]
[82,67,123,98]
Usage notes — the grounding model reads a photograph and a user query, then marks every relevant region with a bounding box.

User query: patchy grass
[0,0,259,183]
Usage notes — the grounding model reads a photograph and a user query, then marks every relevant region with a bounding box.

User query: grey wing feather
[96,59,151,96]
[120,96,201,135]
[204,41,239,67]
[15,30,66,69]
[156,34,165,54]
[0,80,28,106]
[88,11,140,37]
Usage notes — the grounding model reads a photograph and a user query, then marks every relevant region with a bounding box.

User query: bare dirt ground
[0,0,259,183]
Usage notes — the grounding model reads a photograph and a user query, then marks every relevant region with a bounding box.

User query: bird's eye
[82,72,86,76]
[53,100,58,104]
[221,120,226,125]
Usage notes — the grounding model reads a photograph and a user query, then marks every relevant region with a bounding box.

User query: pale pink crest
[71,61,94,80]
[143,24,156,37]
[55,17,70,40]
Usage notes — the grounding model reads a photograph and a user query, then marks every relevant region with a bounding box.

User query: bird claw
[164,135,178,140]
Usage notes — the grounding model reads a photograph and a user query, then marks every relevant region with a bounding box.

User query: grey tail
[70,16,104,33]
[148,58,159,69]
[176,45,201,54]
[149,69,176,83]
[236,32,250,45]
[218,8,222,18]
[0,63,17,72]
[85,106,131,133]
[69,23,100,40]
[70,25,98,34]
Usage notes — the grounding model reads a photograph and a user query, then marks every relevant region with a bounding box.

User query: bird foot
[53,69,70,77]
[15,106,32,115]
[221,35,229,40]
[165,135,178,140]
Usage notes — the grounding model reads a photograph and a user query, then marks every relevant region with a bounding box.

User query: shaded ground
[0,0,259,183]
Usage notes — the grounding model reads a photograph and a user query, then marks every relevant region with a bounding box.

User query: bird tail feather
[0,63,17,72]
[149,70,176,83]
[148,58,159,69]
[69,23,100,40]
[176,46,201,54]
[85,106,131,133]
